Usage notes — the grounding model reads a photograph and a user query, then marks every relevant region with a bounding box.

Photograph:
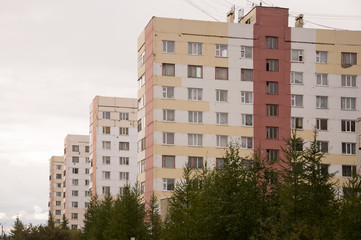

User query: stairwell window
[266,82,278,94]
[215,44,228,57]
[267,149,279,162]
[266,104,278,117]
[316,51,328,63]
[162,40,175,53]
[266,36,278,49]
[291,49,304,62]
[241,46,252,58]
[266,127,278,139]
[188,42,202,55]
[266,59,278,72]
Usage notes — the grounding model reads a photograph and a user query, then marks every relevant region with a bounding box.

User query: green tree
[60,214,69,230]
[10,217,29,240]
[146,194,161,240]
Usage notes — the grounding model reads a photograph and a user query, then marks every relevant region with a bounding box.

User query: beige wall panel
[154,98,210,111]
[138,64,145,78]
[154,190,173,201]
[295,130,314,141]
[154,121,253,136]
[154,76,182,87]
[322,154,356,165]
[154,144,253,158]
[138,172,145,183]
[137,30,145,52]
[154,167,184,179]
[138,85,145,99]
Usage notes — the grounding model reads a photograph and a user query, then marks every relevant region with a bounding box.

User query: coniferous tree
[146,194,161,240]
[60,214,69,230]
[10,217,29,240]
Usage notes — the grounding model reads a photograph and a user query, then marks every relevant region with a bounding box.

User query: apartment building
[137,6,361,207]
[89,96,138,197]
[357,118,361,172]
[49,156,65,225]
[63,134,90,230]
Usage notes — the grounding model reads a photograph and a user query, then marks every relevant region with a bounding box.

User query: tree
[60,214,69,230]
[146,194,161,240]
[10,217,29,240]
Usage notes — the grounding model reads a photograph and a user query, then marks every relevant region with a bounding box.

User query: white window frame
[291,71,303,84]
[119,142,130,151]
[216,135,228,148]
[341,75,357,87]
[291,117,303,130]
[291,94,303,107]
[342,143,356,155]
[188,88,202,101]
[119,172,129,181]
[162,40,175,53]
[316,51,328,63]
[102,126,110,134]
[316,96,328,109]
[163,178,175,191]
[163,132,174,145]
[341,97,356,110]
[241,46,252,59]
[316,74,328,86]
[162,86,174,99]
[188,65,203,78]
[138,74,145,89]
[119,127,129,136]
[188,134,203,147]
[216,112,228,125]
[102,141,111,150]
[120,112,129,120]
[341,120,356,133]
[163,109,175,122]
[316,118,328,131]
[215,44,228,57]
[188,111,203,124]
[188,42,202,55]
[102,171,110,180]
[102,112,110,119]
[216,89,228,102]
[291,49,304,62]
[241,137,253,149]
[102,156,111,165]
[241,114,253,126]
[241,91,253,104]
[317,141,329,153]
[119,157,129,165]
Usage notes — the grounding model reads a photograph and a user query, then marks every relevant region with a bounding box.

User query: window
[138,159,145,173]
[102,112,110,119]
[138,138,146,152]
[241,69,253,81]
[163,132,174,145]
[291,72,303,84]
[72,190,78,197]
[55,210,61,215]
[162,40,175,53]
[266,82,278,94]
[241,46,252,58]
[119,157,129,165]
[316,51,328,63]
[291,49,303,62]
[216,89,228,102]
[102,126,110,134]
[187,65,203,78]
[162,86,174,99]
[266,36,278,49]
[141,182,145,194]
[85,168,89,174]
[85,146,89,152]
[216,158,225,169]
[56,201,61,206]
[217,135,228,148]
[137,119,142,132]
[72,179,78,186]
[188,88,202,101]
[317,141,329,153]
[102,156,110,165]
[85,202,89,208]
[241,114,253,126]
[163,178,175,191]
[342,143,356,155]
[85,157,90,163]
[72,145,79,152]
[316,96,328,109]
[162,155,175,168]
[188,157,203,169]
[188,42,202,55]
[119,112,129,120]
[266,127,278,139]
[316,74,328,86]
[215,44,228,57]
[102,171,110,180]
[119,142,130,151]
[216,112,228,125]
[342,165,356,177]
[102,186,110,195]
[72,168,79,174]
[316,119,328,131]
[341,52,357,66]
[162,63,175,76]
[291,94,303,107]
[55,192,61,197]
[119,127,129,136]
[341,97,356,110]
[188,134,202,147]
[138,51,145,68]
[72,157,79,163]
[341,120,356,132]
[267,149,279,162]
[266,59,278,72]
[266,104,278,117]
[291,117,303,129]
[341,75,356,87]
[163,109,175,122]
[85,180,89,186]
[215,67,228,80]
[320,164,329,176]
[102,141,111,150]
[138,96,145,110]
[138,74,145,89]
[119,172,129,180]
[188,111,203,124]
[56,174,62,179]
[56,165,61,170]
[241,137,253,149]
[241,91,253,104]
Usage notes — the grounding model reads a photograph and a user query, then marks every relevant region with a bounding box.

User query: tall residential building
[89,96,138,197]
[63,134,90,230]
[357,118,361,172]
[137,6,361,208]
[49,156,65,225]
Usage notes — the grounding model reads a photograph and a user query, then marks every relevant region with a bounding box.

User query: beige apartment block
[49,156,65,226]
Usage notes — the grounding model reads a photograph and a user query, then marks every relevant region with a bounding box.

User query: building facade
[89,96,138,197]
[49,156,65,225]
[63,134,90,229]
[137,6,361,207]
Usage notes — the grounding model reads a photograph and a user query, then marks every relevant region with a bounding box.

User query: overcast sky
[0,0,360,232]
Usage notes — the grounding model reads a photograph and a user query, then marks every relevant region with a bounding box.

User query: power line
[182,0,221,22]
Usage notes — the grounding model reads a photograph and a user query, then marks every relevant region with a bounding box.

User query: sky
[0,0,360,233]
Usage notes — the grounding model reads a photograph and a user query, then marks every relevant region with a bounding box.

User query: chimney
[227,9,235,23]
[295,14,304,28]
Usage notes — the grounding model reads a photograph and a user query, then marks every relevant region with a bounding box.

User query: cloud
[0,212,7,219]
[11,205,47,221]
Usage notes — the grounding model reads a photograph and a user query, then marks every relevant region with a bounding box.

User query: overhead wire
[182,0,221,22]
